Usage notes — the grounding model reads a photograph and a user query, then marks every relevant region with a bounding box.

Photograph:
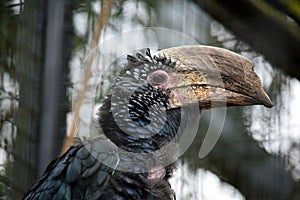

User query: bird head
[100,45,272,151]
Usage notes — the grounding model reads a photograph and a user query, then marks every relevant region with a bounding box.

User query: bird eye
[148,70,169,85]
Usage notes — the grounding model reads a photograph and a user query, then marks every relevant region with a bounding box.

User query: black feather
[23,49,181,200]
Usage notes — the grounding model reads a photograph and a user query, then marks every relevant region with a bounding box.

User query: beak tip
[263,99,273,108]
[260,92,273,108]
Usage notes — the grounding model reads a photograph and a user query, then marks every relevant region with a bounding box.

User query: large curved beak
[158,45,273,109]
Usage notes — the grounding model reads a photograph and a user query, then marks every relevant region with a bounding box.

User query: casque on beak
[158,45,273,109]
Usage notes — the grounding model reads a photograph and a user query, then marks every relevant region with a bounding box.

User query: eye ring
[148,70,169,85]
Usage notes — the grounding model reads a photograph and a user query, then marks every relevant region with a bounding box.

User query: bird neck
[98,96,182,153]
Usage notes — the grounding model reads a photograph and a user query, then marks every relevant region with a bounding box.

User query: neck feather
[98,96,182,153]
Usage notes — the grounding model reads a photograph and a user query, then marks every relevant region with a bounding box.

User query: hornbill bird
[23,45,273,200]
